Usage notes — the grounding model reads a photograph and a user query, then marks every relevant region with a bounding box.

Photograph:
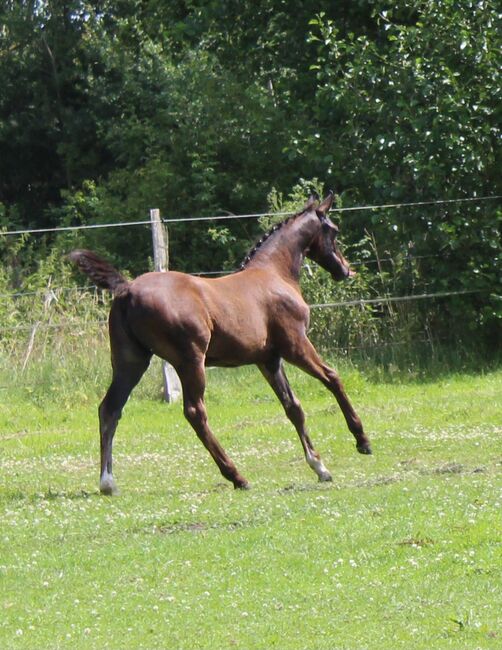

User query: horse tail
[69,249,129,294]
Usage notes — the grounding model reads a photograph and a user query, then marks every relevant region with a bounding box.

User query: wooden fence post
[150,209,182,403]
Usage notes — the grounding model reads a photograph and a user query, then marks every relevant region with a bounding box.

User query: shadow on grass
[2,488,99,503]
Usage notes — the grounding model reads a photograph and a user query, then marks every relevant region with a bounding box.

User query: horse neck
[245,213,318,281]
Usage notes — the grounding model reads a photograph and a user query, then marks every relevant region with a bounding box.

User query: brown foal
[70,192,371,495]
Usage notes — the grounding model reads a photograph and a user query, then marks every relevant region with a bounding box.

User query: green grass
[0,362,501,649]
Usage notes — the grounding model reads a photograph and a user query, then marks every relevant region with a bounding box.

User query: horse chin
[340,262,356,279]
[329,252,355,280]
[332,265,353,281]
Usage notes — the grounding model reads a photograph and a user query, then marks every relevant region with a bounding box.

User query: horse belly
[205,320,270,367]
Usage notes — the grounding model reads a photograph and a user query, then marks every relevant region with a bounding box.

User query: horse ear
[317,190,335,215]
[302,193,319,212]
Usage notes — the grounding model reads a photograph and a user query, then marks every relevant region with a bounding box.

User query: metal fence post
[150,209,182,403]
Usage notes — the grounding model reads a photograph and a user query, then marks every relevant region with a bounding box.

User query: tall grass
[1,285,497,404]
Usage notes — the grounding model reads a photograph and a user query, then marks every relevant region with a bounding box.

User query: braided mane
[239,213,300,270]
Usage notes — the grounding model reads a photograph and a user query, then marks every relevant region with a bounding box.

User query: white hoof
[100,473,119,496]
[307,453,332,483]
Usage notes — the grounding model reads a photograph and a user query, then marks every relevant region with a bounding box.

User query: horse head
[304,191,355,281]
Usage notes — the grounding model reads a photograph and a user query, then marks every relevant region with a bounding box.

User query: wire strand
[0,288,487,332]
[163,194,501,223]
[310,288,483,309]
[0,254,445,299]
[1,195,500,236]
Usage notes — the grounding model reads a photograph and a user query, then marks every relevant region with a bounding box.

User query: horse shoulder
[268,282,309,322]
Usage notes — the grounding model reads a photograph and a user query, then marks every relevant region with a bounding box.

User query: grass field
[0,361,500,649]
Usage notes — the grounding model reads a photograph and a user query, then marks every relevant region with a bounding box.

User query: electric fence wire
[1,194,500,237]
[0,287,488,333]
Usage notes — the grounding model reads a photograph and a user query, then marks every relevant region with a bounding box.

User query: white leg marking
[306,450,332,482]
[100,472,119,496]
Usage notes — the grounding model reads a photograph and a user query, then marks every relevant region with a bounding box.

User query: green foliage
[0,1,500,352]
[308,1,499,198]
[263,181,500,368]
[305,1,501,337]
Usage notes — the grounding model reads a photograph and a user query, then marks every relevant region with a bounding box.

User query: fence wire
[1,195,500,237]
[0,253,444,300]
[1,196,497,358]
[0,287,487,334]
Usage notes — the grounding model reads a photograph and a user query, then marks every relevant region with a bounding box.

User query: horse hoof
[234,481,251,490]
[357,444,373,455]
[100,476,119,496]
[318,471,333,482]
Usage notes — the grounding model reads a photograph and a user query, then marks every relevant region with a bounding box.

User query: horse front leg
[286,339,372,455]
[259,358,332,482]
[178,362,249,489]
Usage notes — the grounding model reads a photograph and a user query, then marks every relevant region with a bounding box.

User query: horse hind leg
[178,360,249,489]
[259,358,332,483]
[99,355,151,495]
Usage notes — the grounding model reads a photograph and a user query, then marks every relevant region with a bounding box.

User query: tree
[0,1,499,345]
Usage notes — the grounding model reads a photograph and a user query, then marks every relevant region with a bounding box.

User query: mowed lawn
[0,364,500,649]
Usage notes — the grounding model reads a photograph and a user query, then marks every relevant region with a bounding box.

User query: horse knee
[284,397,300,416]
[324,367,341,387]
[183,404,197,423]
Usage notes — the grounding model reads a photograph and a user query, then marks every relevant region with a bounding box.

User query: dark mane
[239,213,299,270]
